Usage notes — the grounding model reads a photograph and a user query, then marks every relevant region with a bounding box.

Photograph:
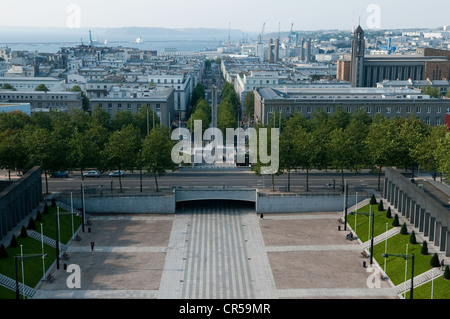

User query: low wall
[71,195,175,214]
[256,193,363,213]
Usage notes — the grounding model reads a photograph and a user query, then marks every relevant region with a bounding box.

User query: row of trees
[0,105,170,193]
[255,107,450,192]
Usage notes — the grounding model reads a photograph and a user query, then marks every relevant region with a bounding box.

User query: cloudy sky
[1,0,449,32]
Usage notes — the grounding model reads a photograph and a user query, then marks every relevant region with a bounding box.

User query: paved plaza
[33,201,396,299]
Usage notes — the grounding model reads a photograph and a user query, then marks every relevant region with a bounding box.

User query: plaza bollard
[338,225,341,231]
[64,262,67,270]
[88,227,91,233]
[363,261,366,268]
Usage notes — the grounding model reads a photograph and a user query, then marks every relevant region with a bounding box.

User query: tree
[395,117,428,177]
[400,222,408,235]
[392,214,400,227]
[421,240,428,255]
[327,127,357,192]
[20,225,27,238]
[409,230,417,244]
[36,210,42,222]
[386,207,392,218]
[190,83,206,108]
[365,117,400,191]
[141,125,174,192]
[430,253,440,267]
[378,199,384,211]
[422,86,440,98]
[370,194,377,205]
[435,134,450,181]
[243,91,255,117]
[43,203,49,214]
[0,130,27,179]
[35,84,50,92]
[444,266,450,280]
[71,85,90,111]
[0,83,16,90]
[10,235,18,247]
[69,128,101,179]
[217,99,237,133]
[22,125,60,194]
[103,124,141,192]
[0,244,7,258]
[27,217,36,230]
[411,125,448,180]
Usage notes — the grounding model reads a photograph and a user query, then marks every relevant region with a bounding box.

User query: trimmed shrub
[43,203,49,214]
[0,244,7,258]
[386,207,392,219]
[392,214,400,227]
[370,194,377,205]
[400,222,408,235]
[430,253,441,267]
[35,210,42,222]
[51,198,56,207]
[410,231,417,244]
[20,225,28,238]
[421,240,429,255]
[444,266,450,280]
[378,200,385,211]
[10,235,18,248]
[27,217,36,230]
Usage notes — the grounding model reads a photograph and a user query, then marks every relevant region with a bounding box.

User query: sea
[0,27,246,54]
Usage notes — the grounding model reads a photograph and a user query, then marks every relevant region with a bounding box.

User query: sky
[1,0,450,33]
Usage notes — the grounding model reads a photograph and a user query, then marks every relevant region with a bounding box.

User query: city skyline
[1,0,450,33]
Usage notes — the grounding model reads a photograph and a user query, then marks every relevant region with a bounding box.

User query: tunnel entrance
[176,199,255,213]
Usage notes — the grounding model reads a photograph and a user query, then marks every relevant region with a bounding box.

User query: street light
[14,253,48,300]
[55,208,76,270]
[382,252,415,299]
[139,148,143,193]
[349,208,375,266]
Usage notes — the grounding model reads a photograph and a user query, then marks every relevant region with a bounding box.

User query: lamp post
[55,209,76,270]
[14,253,48,300]
[349,208,375,266]
[139,148,143,193]
[344,181,348,231]
[382,252,415,299]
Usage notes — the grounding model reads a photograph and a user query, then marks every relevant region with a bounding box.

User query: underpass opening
[176,199,255,213]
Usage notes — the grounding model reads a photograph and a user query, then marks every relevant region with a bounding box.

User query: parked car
[109,170,125,177]
[83,170,100,178]
[51,171,69,178]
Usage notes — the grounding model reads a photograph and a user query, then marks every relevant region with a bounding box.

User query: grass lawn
[371,232,433,286]
[40,205,82,244]
[405,276,450,299]
[0,234,56,291]
[346,203,395,242]
[0,204,82,299]
[0,285,18,299]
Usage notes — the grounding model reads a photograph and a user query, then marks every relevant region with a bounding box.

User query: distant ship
[136,36,143,44]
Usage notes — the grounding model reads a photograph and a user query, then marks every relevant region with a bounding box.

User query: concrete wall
[65,188,367,215]
[72,195,175,214]
[384,167,450,256]
[256,193,361,213]
[0,167,42,240]
[175,188,257,203]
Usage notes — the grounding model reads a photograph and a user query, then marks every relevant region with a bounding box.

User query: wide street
[43,168,382,195]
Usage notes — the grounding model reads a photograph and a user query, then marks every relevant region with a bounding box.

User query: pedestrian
[260,213,264,220]
[441,259,445,271]
[91,241,95,251]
